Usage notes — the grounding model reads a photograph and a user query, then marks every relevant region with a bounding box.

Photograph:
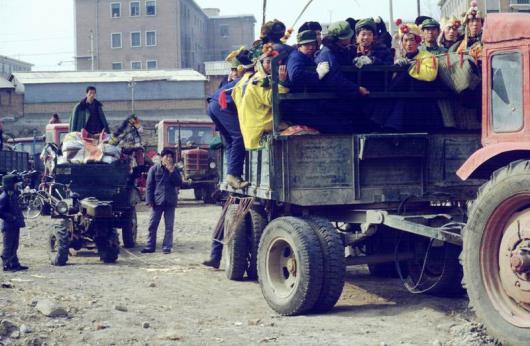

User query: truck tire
[49,223,69,266]
[246,207,267,281]
[463,160,530,345]
[193,188,203,201]
[306,217,345,313]
[258,217,324,316]
[366,227,405,278]
[223,205,248,280]
[201,185,216,204]
[96,228,120,264]
[121,208,138,248]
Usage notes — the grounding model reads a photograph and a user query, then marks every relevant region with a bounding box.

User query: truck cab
[156,119,219,203]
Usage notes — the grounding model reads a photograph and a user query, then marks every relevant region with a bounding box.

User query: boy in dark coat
[1,175,28,272]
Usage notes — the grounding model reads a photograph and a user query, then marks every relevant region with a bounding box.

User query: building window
[220,25,229,38]
[111,33,122,48]
[131,61,142,70]
[111,2,121,18]
[146,60,157,70]
[130,1,140,16]
[145,31,157,46]
[146,0,156,16]
[111,32,122,48]
[112,62,123,70]
[131,32,141,47]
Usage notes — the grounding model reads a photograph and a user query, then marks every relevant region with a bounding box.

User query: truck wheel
[366,227,406,278]
[306,217,345,313]
[49,223,69,266]
[463,160,530,345]
[122,208,138,248]
[404,235,464,296]
[246,207,267,281]
[97,228,120,264]
[193,188,203,201]
[223,205,248,280]
[201,185,216,204]
[258,217,324,316]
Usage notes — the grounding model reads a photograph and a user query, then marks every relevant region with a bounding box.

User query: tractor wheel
[223,205,248,280]
[96,228,120,264]
[306,217,345,313]
[246,207,268,281]
[258,217,323,316]
[121,208,138,248]
[49,222,70,266]
[463,160,530,345]
[201,185,216,204]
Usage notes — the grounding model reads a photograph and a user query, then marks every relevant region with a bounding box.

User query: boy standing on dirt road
[1,175,28,272]
[143,149,182,254]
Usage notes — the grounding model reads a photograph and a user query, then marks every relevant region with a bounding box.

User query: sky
[0,0,440,71]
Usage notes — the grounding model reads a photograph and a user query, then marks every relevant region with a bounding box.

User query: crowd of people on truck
[206,0,485,194]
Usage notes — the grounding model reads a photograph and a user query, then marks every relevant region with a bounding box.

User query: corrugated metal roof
[210,14,256,21]
[11,69,206,85]
[0,76,14,89]
[204,61,231,76]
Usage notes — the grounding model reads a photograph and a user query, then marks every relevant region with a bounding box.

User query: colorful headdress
[395,19,422,43]
[441,16,462,30]
[463,0,483,24]
[225,46,254,72]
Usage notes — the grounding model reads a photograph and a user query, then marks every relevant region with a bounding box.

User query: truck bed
[220,133,484,207]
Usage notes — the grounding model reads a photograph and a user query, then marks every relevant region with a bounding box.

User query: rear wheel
[121,208,138,248]
[463,160,530,345]
[201,185,216,204]
[246,207,267,280]
[306,217,345,313]
[258,217,323,316]
[193,188,203,201]
[96,228,120,263]
[49,222,69,266]
[223,205,248,280]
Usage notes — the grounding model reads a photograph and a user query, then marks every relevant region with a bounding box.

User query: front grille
[183,149,209,178]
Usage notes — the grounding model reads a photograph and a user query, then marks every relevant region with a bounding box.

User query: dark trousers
[210,223,224,262]
[208,103,245,177]
[1,228,20,268]
[147,205,175,250]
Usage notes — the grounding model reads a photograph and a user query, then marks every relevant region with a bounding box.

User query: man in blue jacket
[1,175,28,272]
[143,149,182,254]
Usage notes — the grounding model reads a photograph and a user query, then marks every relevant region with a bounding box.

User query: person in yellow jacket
[234,54,288,150]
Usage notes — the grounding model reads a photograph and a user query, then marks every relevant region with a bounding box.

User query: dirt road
[0,191,497,346]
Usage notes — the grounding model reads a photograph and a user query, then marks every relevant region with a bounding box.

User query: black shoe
[202,258,221,269]
[3,266,17,272]
[141,248,155,253]
[162,248,171,254]
[13,264,29,271]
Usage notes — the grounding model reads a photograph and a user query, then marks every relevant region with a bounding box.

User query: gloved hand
[354,55,373,69]
[316,61,330,80]
[395,58,410,67]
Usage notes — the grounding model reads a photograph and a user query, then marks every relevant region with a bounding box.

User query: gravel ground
[0,190,498,346]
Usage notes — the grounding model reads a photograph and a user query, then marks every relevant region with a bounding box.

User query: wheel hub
[286,257,297,276]
[499,213,530,310]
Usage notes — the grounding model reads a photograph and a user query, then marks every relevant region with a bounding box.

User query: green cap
[421,18,440,29]
[297,30,317,45]
[355,18,377,34]
[327,21,354,40]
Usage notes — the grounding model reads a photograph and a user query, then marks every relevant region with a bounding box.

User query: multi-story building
[439,0,530,19]
[0,55,32,79]
[74,0,255,72]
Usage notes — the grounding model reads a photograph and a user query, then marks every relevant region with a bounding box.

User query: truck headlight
[209,161,216,169]
[56,201,68,215]
[177,161,184,169]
